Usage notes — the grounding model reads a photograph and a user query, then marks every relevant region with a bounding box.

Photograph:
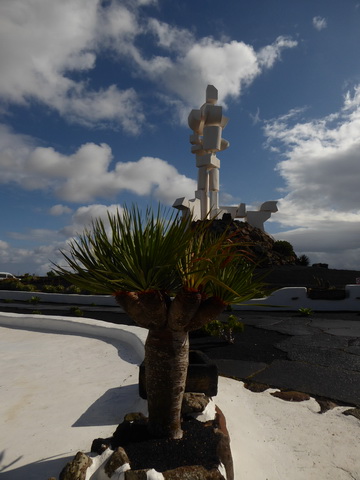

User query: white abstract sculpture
[173,85,229,220]
[173,85,278,231]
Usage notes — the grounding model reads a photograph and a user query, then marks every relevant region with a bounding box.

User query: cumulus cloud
[266,87,360,212]
[0,0,144,133]
[257,36,298,69]
[312,16,327,31]
[0,0,297,129]
[0,203,127,274]
[265,86,360,268]
[130,34,297,111]
[0,239,9,250]
[50,205,73,216]
[60,203,123,237]
[0,125,197,204]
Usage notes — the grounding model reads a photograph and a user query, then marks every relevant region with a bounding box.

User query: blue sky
[1,0,360,275]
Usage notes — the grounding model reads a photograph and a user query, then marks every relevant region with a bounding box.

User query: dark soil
[108,417,220,472]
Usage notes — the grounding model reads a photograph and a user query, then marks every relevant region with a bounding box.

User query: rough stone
[244,382,270,393]
[182,392,210,415]
[125,469,149,480]
[201,220,296,267]
[59,451,92,480]
[316,398,339,413]
[105,447,130,477]
[90,438,111,454]
[162,465,225,479]
[270,390,311,402]
[112,412,148,445]
[124,412,148,423]
[343,408,360,421]
[214,406,233,480]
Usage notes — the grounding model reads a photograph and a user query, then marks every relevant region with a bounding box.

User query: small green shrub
[70,306,84,317]
[28,296,41,304]
[32,310,42,315]
[203,314,244,344]
[0,279,23,291]
[66,285,82,294]
[42,284,57,293]
[42,284,66,293]
[22,273,38,282]
[273,240,295,257]
[297,254,310,266]
[21,284,37,292]
[298,307,313,317]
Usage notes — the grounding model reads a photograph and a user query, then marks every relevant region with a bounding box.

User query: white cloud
[49,205,73,216]
[130,35,297,111]
[274,220,360,270]
[0,239,9,249]
[60,204,123,237]
[0,125,197,204]
[147,18,194,50]
[250,107,261,125]
[0,204,127,274]
[0,0,297,129]
[265,86,360,269]
[312,16,327,31]
[257,36,298,69]
[0,0,145,133]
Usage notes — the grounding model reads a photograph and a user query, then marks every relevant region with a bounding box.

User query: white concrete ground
[1,313,359,480]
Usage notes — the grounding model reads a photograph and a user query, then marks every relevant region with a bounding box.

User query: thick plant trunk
[145,328,189,439]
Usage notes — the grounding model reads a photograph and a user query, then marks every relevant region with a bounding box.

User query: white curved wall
[1,285,360,311]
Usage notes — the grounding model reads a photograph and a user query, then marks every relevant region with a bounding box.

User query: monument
[173,85,278,231]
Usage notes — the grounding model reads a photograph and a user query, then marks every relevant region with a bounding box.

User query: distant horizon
[1,0,360,273]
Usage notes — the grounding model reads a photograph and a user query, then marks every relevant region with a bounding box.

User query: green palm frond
[55,205,193,294]
[55,205,266,303]
[204,259,265,304]
[178,225,256,295]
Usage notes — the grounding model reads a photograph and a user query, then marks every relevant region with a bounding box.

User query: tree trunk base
[56,405,233,480]
[139,350,219,399]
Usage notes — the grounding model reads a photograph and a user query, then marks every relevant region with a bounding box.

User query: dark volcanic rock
[193,219,297,267]
[59,451,92,480]
[162,465,225,479]
[105,447,130,477]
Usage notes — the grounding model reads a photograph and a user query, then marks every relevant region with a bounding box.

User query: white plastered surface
[1,313,359,480]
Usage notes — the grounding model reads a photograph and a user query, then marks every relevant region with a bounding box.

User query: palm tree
[56,206,263,440]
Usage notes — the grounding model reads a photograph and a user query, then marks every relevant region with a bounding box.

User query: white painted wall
[1,285,360,311]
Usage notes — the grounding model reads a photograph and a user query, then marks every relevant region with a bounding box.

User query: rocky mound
[194,218,297,267]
